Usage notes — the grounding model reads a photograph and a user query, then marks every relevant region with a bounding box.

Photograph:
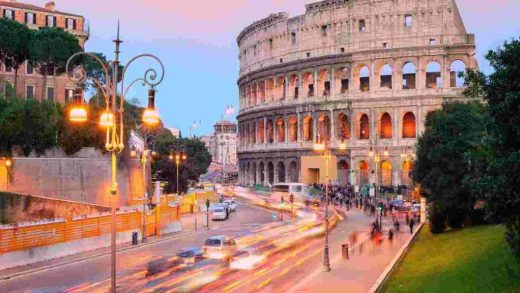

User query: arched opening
[450,60,466,88]
[338,160,349,185]
[318,114,331,142]
[246,162,250,185]
[250,123,256,144]
[402,62,416,89]
[359,160,369,185]
[380,160,392,187]
[267,162,274,185]
[303,116,314,141]
[266,119,274,143]
[267,79,275,102]
[337,113,350,140]
[276,76,285,100]
[252,163,257,185]
[426,61,442,88]
[380,64,392,89]
[277,162,286,183]
[303,71,314,97]
[402,112,416,138]
[336,67,349,94]
[359,66,370,92]
[402,160,414,186]
[288,117,298,142]
[257,119,264,144]
[259,162,265,184]
[380,113,392,139]
[276,118,286,142]
[318,69,331,96]
[258,81,266,103]
[359,114,370,140]
[289,74,298,99]
[289,161,298,182]
[252,83,257,105]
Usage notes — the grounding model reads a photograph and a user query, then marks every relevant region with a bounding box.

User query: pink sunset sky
[16,0,520,134]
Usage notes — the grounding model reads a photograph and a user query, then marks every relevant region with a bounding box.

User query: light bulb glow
[99,111,115,128]
[142,108,160,125]
[69,107,88,123]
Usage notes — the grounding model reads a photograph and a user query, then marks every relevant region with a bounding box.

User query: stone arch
[276,76,285,100]
[337,113,350,140]
[403,112,416,138]
[246,161,251,185]
[318,68,331,96]
[359,113,370,140]
[252,83,258,105]
[303,115,314,141]
[303,71,314,97]
[336,66,350,94]
[250,122,256,144]
[289,74,299,99]
[259,161,265,184]
[267,79,275,102]
[267,161,275,185]
[338,160,349,185]
[277,161,286,183]
[380,160,392,187]
[402,160,414,186]
[288,161,298,182]
[402,62,416,89]
[276,117,286,142]
[252,162,257,185]
[359,66,370,92]
[380,64,393,89]
[426,61,442,88]
[257,119,265,144]
[318,114,331,142]
[288,116,298,142]
[359,160,369,185]
[380,112,392,139]
[266,119,274,143]
[450,60,466,88]
[258,81,266,103]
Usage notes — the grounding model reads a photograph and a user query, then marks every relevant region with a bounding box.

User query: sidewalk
[0,213,204,281]
[290,209,420,293]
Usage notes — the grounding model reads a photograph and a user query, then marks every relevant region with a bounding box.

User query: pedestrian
[388,228,394,242]
[409,217,415,234]
[405,213,410,225]
[394,219,400,232]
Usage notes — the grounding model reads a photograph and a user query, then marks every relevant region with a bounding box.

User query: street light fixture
[170,145,187,196]
[2,157,12,192]
[313,138,347,272]
[65,23,165,293]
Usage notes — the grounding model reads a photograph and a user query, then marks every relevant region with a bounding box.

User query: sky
[22,0,520,136]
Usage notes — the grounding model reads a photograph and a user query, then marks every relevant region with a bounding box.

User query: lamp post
[65,24,165,293]
[170,145,187,196]
[314,139,347,272]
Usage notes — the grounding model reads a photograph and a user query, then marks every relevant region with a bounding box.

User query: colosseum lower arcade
[236,0,477,189]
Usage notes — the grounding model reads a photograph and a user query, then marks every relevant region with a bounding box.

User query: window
[359,19,366,32]
[279,58,283,63]
[3,9,14,19]
[46,15,56,27]
[47,87,55,101]
[341,79,349,93]
[25,12,36,25]
[3,83,14,98]
[26,85,35,99]
[66,18,76,30]
[4,62,12,73]
[321,25,328,37]
[383,43,388,49]
[429,38,436,46]
[340,47,345,53]
[269,38,273,50]
[306,52,311,58]
[405,15,413,27]
[291,32,296,45]
[65,89,74,102]
[26,62,33,75]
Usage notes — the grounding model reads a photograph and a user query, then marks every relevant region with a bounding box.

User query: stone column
[297,112,302,143]
[330,109,336,142]
[264,117,268,146]
[330,66,336,96]
[284,116,289,143]
[273,78,278,100]
[312,111,317,142]
[298,72,302,99]
[273,162,278,184]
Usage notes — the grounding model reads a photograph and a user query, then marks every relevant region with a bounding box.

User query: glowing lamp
[130,149,137,158]
[175,154,180,161]
[313,143,325,151]
[100,111,115,128]
[182,154,187,160]
[368,147,374,157]
[143,89,160,125]
[384,147,389,156]
[69,88,87,123]
[5,159,12,167]
[151,151,157,157]
[338,141,347,150]
[169,154,174,160]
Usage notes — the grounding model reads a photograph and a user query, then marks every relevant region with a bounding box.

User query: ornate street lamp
[170,145,187,196]
[65,23,165,293]
[313,137,347,272]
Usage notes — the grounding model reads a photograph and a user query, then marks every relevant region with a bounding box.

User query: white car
[203,235,237,260]
[212,208,227,221]
[223,200,237,212]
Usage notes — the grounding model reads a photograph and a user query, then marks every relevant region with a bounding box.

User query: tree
[464,38,520,257]
[0,18,33,98]
[414,101,489,232]
[152,130,211,194]
[31,27,81,100]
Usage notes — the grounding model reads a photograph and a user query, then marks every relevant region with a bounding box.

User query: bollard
[342,244,349,260]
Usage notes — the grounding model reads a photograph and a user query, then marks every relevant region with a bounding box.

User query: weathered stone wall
[0,147,146,207]
[0,192,110,224]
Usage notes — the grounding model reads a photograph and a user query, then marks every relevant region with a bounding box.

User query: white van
[271,183,312,203]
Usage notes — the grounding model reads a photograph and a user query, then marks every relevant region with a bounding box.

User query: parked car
[215,202,231,218]
[212,207,227,221]
[223,199,237,212]
[177,247,204,265]
[203,235,237,260]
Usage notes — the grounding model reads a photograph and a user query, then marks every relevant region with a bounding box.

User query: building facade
[201,120,238,168]
[0,0,89,103]
[236,0,476,187]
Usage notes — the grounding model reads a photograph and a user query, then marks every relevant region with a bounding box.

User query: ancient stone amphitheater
[236,0,476,189]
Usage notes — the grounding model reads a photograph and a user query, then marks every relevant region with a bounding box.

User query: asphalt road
[0,201,273,292]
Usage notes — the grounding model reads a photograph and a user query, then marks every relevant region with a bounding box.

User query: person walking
[409,217,415,234]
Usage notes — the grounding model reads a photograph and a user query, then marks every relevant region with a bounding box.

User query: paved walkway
[290,208,419,293]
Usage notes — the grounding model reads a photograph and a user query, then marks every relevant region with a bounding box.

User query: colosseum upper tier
[236,0,477,188]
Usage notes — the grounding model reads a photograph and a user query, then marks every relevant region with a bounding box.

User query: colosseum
[236,0,477,190]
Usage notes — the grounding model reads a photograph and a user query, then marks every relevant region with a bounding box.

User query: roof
[0,1,83,18]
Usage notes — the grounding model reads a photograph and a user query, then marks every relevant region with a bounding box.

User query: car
[223,199,237,212]
[215,202,231,217]
[146,256,183,276]
[177,247,204,265]
[212,207,227,220]
[203,235,237,260]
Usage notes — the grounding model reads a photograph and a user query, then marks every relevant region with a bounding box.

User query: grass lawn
[382,224,520,293]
